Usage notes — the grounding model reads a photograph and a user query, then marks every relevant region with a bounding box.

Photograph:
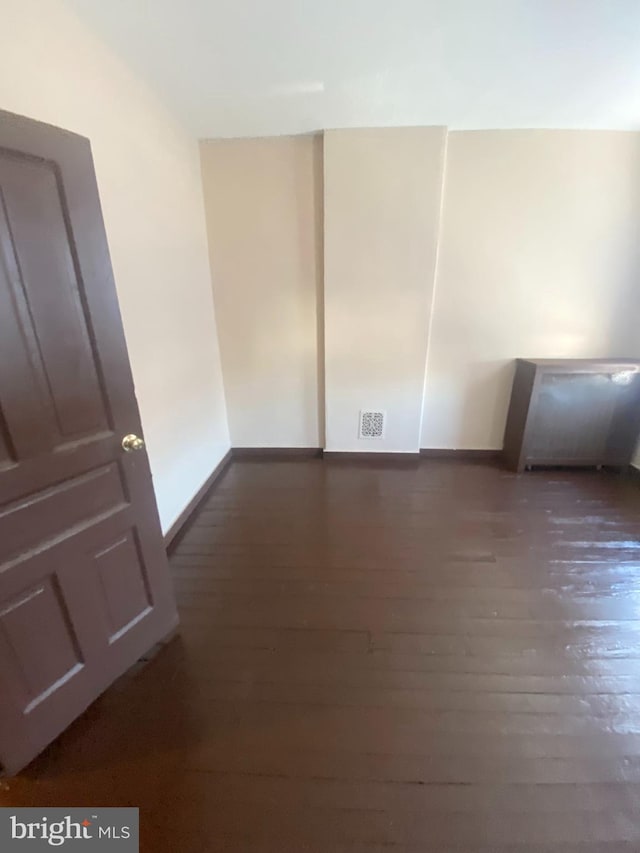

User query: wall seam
[417,127,450,450]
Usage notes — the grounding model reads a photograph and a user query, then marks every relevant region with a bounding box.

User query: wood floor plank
[3,458,640,851]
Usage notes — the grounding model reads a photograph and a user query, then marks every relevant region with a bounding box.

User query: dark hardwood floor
[3,457,640,851]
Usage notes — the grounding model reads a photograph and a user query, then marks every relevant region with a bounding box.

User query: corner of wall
[418,127,449,450]
[199,134,325,448]
[197,139,232,448]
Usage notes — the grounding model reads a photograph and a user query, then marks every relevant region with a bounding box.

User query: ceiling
[67,0,640,138]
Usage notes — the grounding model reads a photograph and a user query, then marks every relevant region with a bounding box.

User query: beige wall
[1,0,230,531]
[324,127,447,452]
[200,136,323,447]
[422,129,640,449]
[199,127,639,457]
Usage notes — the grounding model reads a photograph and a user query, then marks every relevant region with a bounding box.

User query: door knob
[122,433,145,452]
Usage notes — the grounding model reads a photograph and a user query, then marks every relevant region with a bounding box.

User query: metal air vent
[359,411,385,440]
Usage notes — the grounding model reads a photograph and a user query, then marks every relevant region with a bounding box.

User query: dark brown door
[0,111,178,774]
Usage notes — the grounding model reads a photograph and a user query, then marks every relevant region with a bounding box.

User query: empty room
[1,0,640,850]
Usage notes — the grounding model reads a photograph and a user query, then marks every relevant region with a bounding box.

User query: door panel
[0,463,126,557]
[94,531,153,642]
[0,154,109,454]
[0,111,178,774]
[0,578,83,712]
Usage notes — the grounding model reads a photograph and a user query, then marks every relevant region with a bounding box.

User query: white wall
[63,0,640,139]
[0,0,230,531]
[422,129,640,450]
[324,127,447,452]
[200,136,323,447]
